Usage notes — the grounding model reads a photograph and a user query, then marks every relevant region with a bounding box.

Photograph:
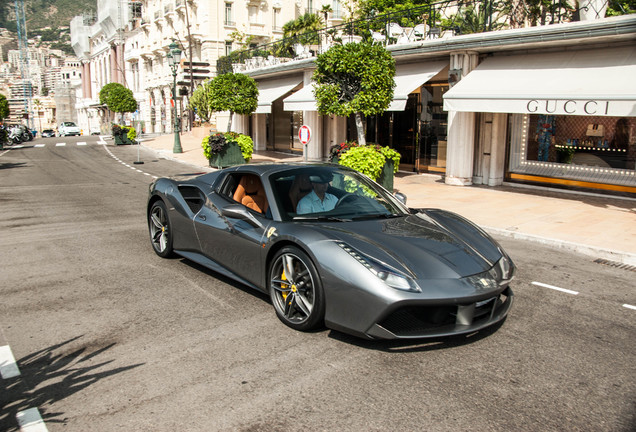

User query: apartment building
[71,0,309,135]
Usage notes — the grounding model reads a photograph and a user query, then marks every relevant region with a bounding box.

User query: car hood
[310,210,505,279]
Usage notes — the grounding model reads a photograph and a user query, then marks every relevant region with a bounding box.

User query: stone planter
[377,159,395,192]
[208,141,246,169]
[114,133,134,145]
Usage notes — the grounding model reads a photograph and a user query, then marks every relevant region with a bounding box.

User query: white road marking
[77,142,87,146]
[55,143,65,147]
[623,304,636,310]
[16,408,49,432]
[0,345,21,379]
[532,281,579,295]
[35,144,45,148]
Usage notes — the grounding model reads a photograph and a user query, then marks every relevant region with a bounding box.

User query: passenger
[296,173,338,214]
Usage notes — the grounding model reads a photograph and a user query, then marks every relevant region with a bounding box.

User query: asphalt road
[1,136,634,432]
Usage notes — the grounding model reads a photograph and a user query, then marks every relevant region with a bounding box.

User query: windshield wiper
[293,215,350,222]
[352,213,403,221]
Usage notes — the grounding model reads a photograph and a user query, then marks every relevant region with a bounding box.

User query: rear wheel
[269,246,325,331]
[149,200,174,257]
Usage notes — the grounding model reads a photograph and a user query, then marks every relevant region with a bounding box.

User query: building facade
[234,12,635,195]
[71,0,306,136]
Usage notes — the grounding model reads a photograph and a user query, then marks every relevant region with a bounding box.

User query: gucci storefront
[444,45,636,194]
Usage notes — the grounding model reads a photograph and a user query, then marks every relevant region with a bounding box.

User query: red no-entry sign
[298,125,311,144]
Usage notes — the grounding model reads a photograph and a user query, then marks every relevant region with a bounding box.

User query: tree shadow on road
[0,162,28,170]
[0,335,143,431]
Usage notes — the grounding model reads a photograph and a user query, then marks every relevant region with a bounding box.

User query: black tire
[149,200,174,258]
[269,246,325,331]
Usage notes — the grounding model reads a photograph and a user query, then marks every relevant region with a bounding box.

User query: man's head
[309,173,332,198]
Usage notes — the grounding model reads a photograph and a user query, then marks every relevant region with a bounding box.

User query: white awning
[283,84,317,112]
[388,61,448,111]
[443,46,636,117]
[282,61,447,112]
[255,77,303,114]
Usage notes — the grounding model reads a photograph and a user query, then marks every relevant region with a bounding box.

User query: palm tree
[33,99,44,134]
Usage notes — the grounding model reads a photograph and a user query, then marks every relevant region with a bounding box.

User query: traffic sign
[299,125,311,144]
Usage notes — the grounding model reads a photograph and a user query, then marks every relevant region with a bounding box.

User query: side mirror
[394,192,407,205]
[221,204,264,229]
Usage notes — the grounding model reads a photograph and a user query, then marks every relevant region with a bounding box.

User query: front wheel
[269,246,325,331]
[149,200,174,257]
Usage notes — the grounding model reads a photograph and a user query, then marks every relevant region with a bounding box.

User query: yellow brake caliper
[281,270,289,302]
[281,270,297,306]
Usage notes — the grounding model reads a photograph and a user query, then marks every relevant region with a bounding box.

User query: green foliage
[202,133,227,159]
[313,42,395,118]
[127,126,137,142]
[378,146,401,173]
[99,83,120,106]
[313,42,395,145]
[207,73,258,131]
[235,134,254,162]
[100,83,138,115]
[201,131,253,161]
[607,0,636,15]
[111,124,136,143]
[99,83,137,114]
[283,12,324,45]
[207,73,258,115]
[339,146,386,181]
[189,81,212,122]
[0,93,9,120]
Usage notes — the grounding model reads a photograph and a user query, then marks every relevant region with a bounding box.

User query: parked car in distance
[58,122,81,137]
[41,129,55,138]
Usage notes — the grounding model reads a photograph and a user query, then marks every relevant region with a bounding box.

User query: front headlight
[463,257,515,291]
[337,242,420,292]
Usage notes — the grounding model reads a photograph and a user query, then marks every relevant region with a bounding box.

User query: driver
[296,173,338,214]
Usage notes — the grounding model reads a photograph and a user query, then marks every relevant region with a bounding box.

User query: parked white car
[58,122,81,137]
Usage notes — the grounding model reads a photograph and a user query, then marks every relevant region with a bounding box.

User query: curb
[485,226,636,266]
[139,143,636,266]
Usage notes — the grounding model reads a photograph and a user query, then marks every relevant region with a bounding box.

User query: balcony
[164,3,175,21]
[154,10,164,25]
[225,0,580,73]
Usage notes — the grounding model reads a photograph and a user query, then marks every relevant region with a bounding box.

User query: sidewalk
[140,131,636,265]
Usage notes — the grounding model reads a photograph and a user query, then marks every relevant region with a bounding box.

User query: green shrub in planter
[202,131,253,168]
[112,124,136,145]
[331,142,401,191]
[339,146,386,181]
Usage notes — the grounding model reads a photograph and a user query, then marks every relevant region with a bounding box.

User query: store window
[508,114,636,188]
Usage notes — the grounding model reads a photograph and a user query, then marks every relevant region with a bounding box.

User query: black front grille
[379,305,457,336]
[378,290,511,337]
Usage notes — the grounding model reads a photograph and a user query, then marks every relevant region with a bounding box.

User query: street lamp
[167,40,182,153]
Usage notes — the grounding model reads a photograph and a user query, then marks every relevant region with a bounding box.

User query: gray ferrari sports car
[147,163,514,340]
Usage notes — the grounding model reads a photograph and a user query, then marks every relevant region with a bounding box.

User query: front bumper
[365,287,513,339]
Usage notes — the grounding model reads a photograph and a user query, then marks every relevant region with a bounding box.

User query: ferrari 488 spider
[147,163,514,340]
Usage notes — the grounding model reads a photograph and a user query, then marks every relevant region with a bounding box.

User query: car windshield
[62,122,77,127]
[270,166,409,221]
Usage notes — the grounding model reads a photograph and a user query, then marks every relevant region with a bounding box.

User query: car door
[193,174,272,288]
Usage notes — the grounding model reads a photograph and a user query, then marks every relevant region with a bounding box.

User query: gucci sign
[526,100,610,115]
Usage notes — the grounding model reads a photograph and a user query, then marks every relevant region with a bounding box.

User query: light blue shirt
[296,190,338,214]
